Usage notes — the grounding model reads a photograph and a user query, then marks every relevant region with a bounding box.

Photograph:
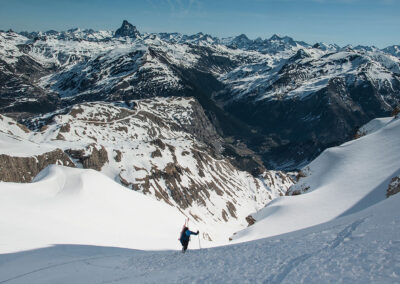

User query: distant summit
[114,20,140,38]
[383,45,400,57]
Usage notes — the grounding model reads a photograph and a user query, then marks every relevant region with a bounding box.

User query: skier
[179,226,199,253]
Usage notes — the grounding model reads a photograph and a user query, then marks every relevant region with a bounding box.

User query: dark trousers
[180,239,189,251]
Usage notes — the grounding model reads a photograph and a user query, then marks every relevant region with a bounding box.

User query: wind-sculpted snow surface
[0,165,186,253]
[1,190,399,283]
[355,116,394,137]
[0,97,294,243]
[232,115,400,242]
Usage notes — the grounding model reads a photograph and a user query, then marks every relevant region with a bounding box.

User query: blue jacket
[180,228,198,242]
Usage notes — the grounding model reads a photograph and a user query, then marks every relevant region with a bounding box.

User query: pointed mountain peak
[289,48,310,62]
[114,20,140,38]
[235,33,249,40]
[269,34,296,44]
[270,34,282,41]
[313,42,340,51]
[230,34,251,46]
[342,44,354,52]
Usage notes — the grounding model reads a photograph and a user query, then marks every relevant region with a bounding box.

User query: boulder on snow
[245,215,256,226]
[387,176,400,198]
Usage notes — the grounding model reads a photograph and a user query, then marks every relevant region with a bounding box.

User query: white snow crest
[234,115,400,242]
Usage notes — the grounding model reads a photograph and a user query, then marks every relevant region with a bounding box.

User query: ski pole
[198,234,201,250]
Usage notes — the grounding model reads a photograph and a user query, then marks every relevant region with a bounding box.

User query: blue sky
[0,0,399,47]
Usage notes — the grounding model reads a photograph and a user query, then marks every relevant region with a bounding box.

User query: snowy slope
[1,183,400,283]
[0,165,187,254]
[1,117,400,282]
[0,98,294,244]
[232,115,400,242]
[356,116,394,137]
[1,116,399,284]
[0,114,56,156]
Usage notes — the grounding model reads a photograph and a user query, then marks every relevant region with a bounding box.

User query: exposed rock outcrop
[0,149,74,182]
[66,144,109,171]
[387,176,400,198]
[245,215,256,226]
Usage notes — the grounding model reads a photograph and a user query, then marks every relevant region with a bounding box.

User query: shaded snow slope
[1,186,400,283]
[356,116,394,136]
[0,165,186,254]
[232,116,400,242]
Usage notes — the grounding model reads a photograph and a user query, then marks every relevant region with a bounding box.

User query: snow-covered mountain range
[1,20,399,170]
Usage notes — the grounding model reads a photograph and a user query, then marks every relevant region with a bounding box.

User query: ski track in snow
[264,219,366,284]
[0,254,122,284]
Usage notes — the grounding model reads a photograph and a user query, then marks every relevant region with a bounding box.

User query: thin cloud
[164,0,202,16]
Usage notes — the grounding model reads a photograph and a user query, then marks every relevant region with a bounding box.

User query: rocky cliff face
[0,149,74,182]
